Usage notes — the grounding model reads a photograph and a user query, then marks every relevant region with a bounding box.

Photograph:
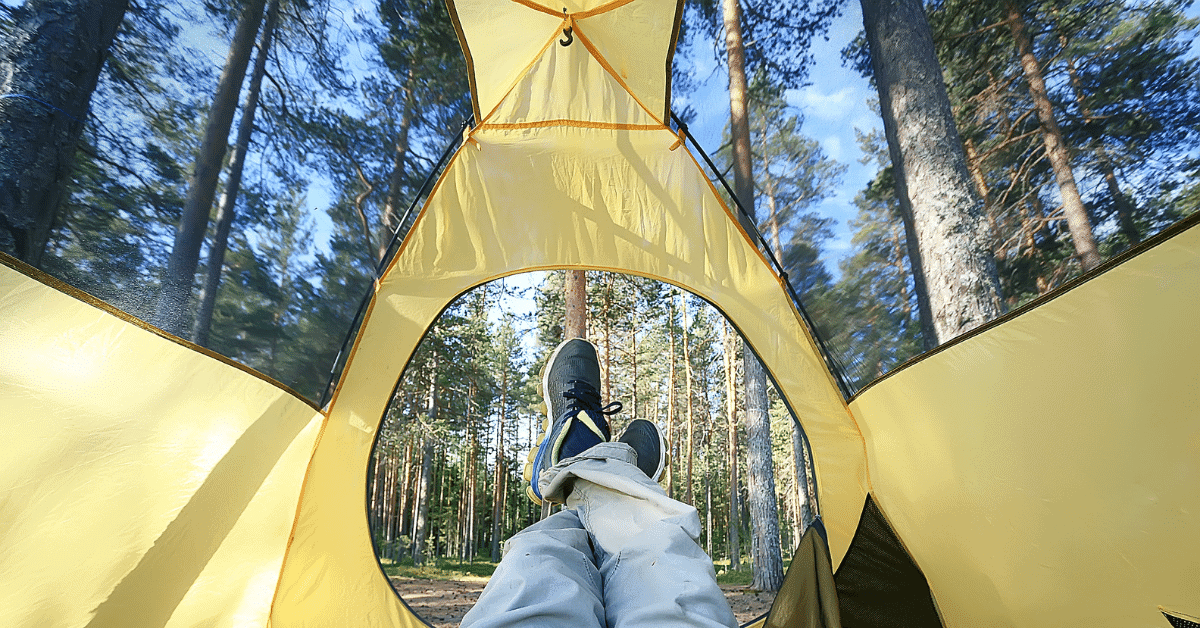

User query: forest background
[1,0,1198,595]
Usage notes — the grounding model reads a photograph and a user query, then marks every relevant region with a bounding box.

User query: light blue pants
[461,442,738,628]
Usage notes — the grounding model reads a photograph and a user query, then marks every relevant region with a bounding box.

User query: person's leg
[521,339,735,628]
[459,509,605,628]
[540,441,739,628]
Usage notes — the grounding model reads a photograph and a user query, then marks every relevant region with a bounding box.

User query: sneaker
[524,338,622,504]
[617,419,668,482]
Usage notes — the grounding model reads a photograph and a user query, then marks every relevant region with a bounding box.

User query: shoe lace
[563,379,623,419]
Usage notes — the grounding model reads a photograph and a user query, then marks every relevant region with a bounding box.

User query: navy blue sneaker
[617,419,667,482]
[524,338,622,504]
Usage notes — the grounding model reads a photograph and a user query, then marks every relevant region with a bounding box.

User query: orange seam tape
[506,0,563,17]
[571,23,665,127]
[480,119,664,130]
[477,25,562,126]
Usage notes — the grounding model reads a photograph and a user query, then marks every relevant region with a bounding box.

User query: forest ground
[389,576,775,627]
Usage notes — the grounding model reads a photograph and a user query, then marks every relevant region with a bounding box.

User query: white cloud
[793,86,856,123]
[821,135,844,161]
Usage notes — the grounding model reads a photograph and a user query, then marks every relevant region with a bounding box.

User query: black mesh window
[1164,611,1200,628]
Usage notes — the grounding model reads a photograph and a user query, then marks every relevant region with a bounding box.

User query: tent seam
[475,26,561,126]
[570,22,665,126]
[264,408,336,625]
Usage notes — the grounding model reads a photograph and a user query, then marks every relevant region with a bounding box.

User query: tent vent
[1163,611,1200,628]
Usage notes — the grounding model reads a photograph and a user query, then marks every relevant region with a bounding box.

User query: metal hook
[560,8,573,46]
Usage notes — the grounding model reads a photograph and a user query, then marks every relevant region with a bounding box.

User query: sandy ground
[390,577,774,627]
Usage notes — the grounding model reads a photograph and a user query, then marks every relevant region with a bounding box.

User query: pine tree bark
[742,351,784,591]
[0,0,128,265]
[192,0,280,346]
[564,270,587,339]
[790,420,810,530]
[630,293,639,419]
[413,358,438,565]
[862,0,1004,343]
[722,321,740,571]
[723,0,783,591]
[398,437,413,544]
[721,0,756,236]
[465,386,477,562]
[1006,1,1101,271]
[154,0,268,335]
[683,296,695,506]
[666,293,677,499]
[491,369,507,562]
[379,68,417,260]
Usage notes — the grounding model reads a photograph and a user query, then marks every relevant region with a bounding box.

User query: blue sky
[676,1,880,271]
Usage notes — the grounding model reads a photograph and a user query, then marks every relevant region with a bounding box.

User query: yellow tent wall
[848,221,1200,627]
[0,259,324,627]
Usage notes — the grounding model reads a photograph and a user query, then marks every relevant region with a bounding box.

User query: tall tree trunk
[666,292,677,498]
[383,446,397,558]
[192,0,280,346]
[722,321,740,571]
[897,194,937,350]
[379,67,417,261]
[722,0,783,590]
[465,384,477,562]
[0,0,129,265]
[630,291,639,419]
[154,0,268,335]
[435,446,446,557]
[492,369,507,561]
[861,0,1004,344]
[790,421,805,535]
[683,296,695,506]
[413,357,438,565]
[1006,2,1100,271]
[763,177,783,252]
[743,349,784,591]
[721,0,755,237]
[564,269,587,339]
[398,437,413,546]
[705,433,714,557]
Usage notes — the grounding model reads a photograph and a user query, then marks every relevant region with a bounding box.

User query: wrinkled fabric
[464,442,737,628]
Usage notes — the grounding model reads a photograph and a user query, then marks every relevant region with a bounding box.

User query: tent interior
[1,0,1197,626]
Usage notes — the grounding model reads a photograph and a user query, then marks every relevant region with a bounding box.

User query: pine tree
[0,0,129,264]
[155,0,269,335]
[860,0,1004,343]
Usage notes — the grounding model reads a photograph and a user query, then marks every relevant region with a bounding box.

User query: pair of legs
[461,339,737,628]
[462,442,737,628]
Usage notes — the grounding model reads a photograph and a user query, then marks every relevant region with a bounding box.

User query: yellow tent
[1,0,1197,626]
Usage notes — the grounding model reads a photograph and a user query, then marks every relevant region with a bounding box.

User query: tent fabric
[753,521,842,628]
[0,257,324,628]
[3,0,1198,624]
[451,0,681,123]
[847,220,1200,627]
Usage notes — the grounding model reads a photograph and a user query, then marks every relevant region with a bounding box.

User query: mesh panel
[1164,611,1200,628]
